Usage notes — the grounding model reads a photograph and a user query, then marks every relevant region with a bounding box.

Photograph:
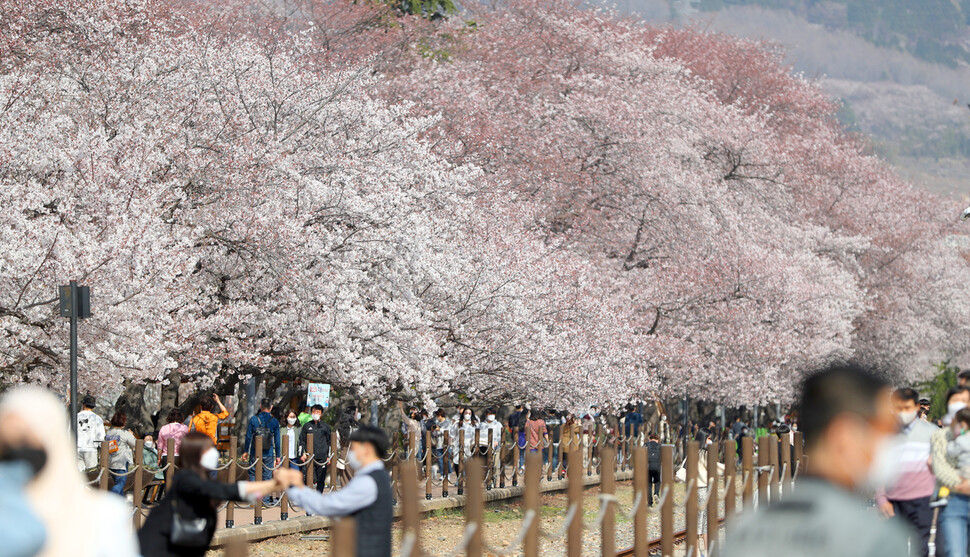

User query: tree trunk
[114,379,154,436]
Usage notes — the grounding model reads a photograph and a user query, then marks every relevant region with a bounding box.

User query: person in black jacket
[299,404,332,492]
[646,434,662,505]
[336,405,361,484]
[138,432,278,557]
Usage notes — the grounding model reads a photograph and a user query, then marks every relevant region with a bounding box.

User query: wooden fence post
[524,451,541,557]
[133,438,144,528]
[780,432,792,496]
[685,440,699,554]
[499,428,507,489]
[458,429,465,496]
[794,431,805,478]
[226,436,237,528]
[401,460,422,557]
[409,431,416,464]
[467,456,484,557]
[660,444,674,557]
[442,430,451,497]
[768,435,780,503]
[165,438,176,491]
[724,439,737,530]
[254,435,263,525]
[426,430,433,500]
[330,431,338,490]
[281,433,290,520]
[587,427,594,477]
[546,428,554,481]
[600,446,616,557]
[567,444,583,557]
[99,442,109,491]
[558,428,566,480]
[305,433,314,489]
[742,436,754,510]
[487,428,495,490]
[511,427,520,487]
[331,516,356,557]
[706,441,718,553]
[757,436,769,507]
[633,446,648,557]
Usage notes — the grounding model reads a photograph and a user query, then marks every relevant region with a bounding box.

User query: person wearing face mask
[277,426,393,557]
[281,410,303,471]
[1,386,139,557]
[451,408,477,477]
[932,386,970,557]
[871,388,938,557]
[337,404,362,484]
[298,404,332,491]
[723,364,910,557]
[139,432,279,557]
[0,408,47,557]
[480,408,504,486]
[659,413,671,445]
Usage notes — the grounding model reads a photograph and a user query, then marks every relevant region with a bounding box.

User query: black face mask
[0,446,47,476]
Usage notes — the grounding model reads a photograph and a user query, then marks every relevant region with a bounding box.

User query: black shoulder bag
[169,478,210,547]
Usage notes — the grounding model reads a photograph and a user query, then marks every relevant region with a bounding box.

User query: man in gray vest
[276,426,392,557]
[723,364,912,557]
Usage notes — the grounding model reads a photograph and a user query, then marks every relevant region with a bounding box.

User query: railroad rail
[617,516,726,556]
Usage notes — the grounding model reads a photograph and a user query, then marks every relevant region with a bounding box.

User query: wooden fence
[88,425,804,557]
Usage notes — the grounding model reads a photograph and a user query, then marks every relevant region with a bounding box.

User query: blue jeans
[940,493,970,557]
[432,448,445,477]
[248,452,274,482]
[109,465,127,495]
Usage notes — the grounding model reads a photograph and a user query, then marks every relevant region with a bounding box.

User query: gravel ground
[207,479,745,557]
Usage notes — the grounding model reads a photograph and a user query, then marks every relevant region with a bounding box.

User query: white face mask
[347,448,362,471]
[486,415,496,422]
[312,413,322,422]
[355,412,362,421]
[200,447,220,470]
[464,413,472,420]
[945,402,968,425]
[897,410,917,426]
[661,416,667,422]
[144,441,154,450]
[287,417,298,425]
[864,435,903,492]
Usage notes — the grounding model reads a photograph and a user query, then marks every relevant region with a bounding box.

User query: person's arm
[176,471,275,502]
[298,424,309,459]
[124,430,136,449]
[284,472,378,516]
[243,417,255,459]
[214,394,229,420]
[931,429,967,490]
[273,419,281,462]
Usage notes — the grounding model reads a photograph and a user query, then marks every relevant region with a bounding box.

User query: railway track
[616,516,725,556]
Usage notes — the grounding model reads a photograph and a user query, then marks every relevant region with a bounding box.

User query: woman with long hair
[138,432,278,557]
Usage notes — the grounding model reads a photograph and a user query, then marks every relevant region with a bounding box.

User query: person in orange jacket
[191,394,229,445]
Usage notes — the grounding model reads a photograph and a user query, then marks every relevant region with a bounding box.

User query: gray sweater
[105,427,136,469]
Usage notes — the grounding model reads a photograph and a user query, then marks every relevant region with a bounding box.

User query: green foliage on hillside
[692,0,970,66]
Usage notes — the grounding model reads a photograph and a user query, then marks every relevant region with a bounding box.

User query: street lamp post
[59,280,91,437]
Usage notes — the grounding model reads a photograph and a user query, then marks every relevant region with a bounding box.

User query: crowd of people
[7,368,970,556]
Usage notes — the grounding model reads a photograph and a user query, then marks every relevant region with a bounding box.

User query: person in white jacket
[450,408,476,477]
[480,409,504,487]
[76,395,105,472]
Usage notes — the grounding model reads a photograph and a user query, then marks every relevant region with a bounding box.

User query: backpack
[647,441,661,468]
[106,433,121,454]
[253,414,274,452]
